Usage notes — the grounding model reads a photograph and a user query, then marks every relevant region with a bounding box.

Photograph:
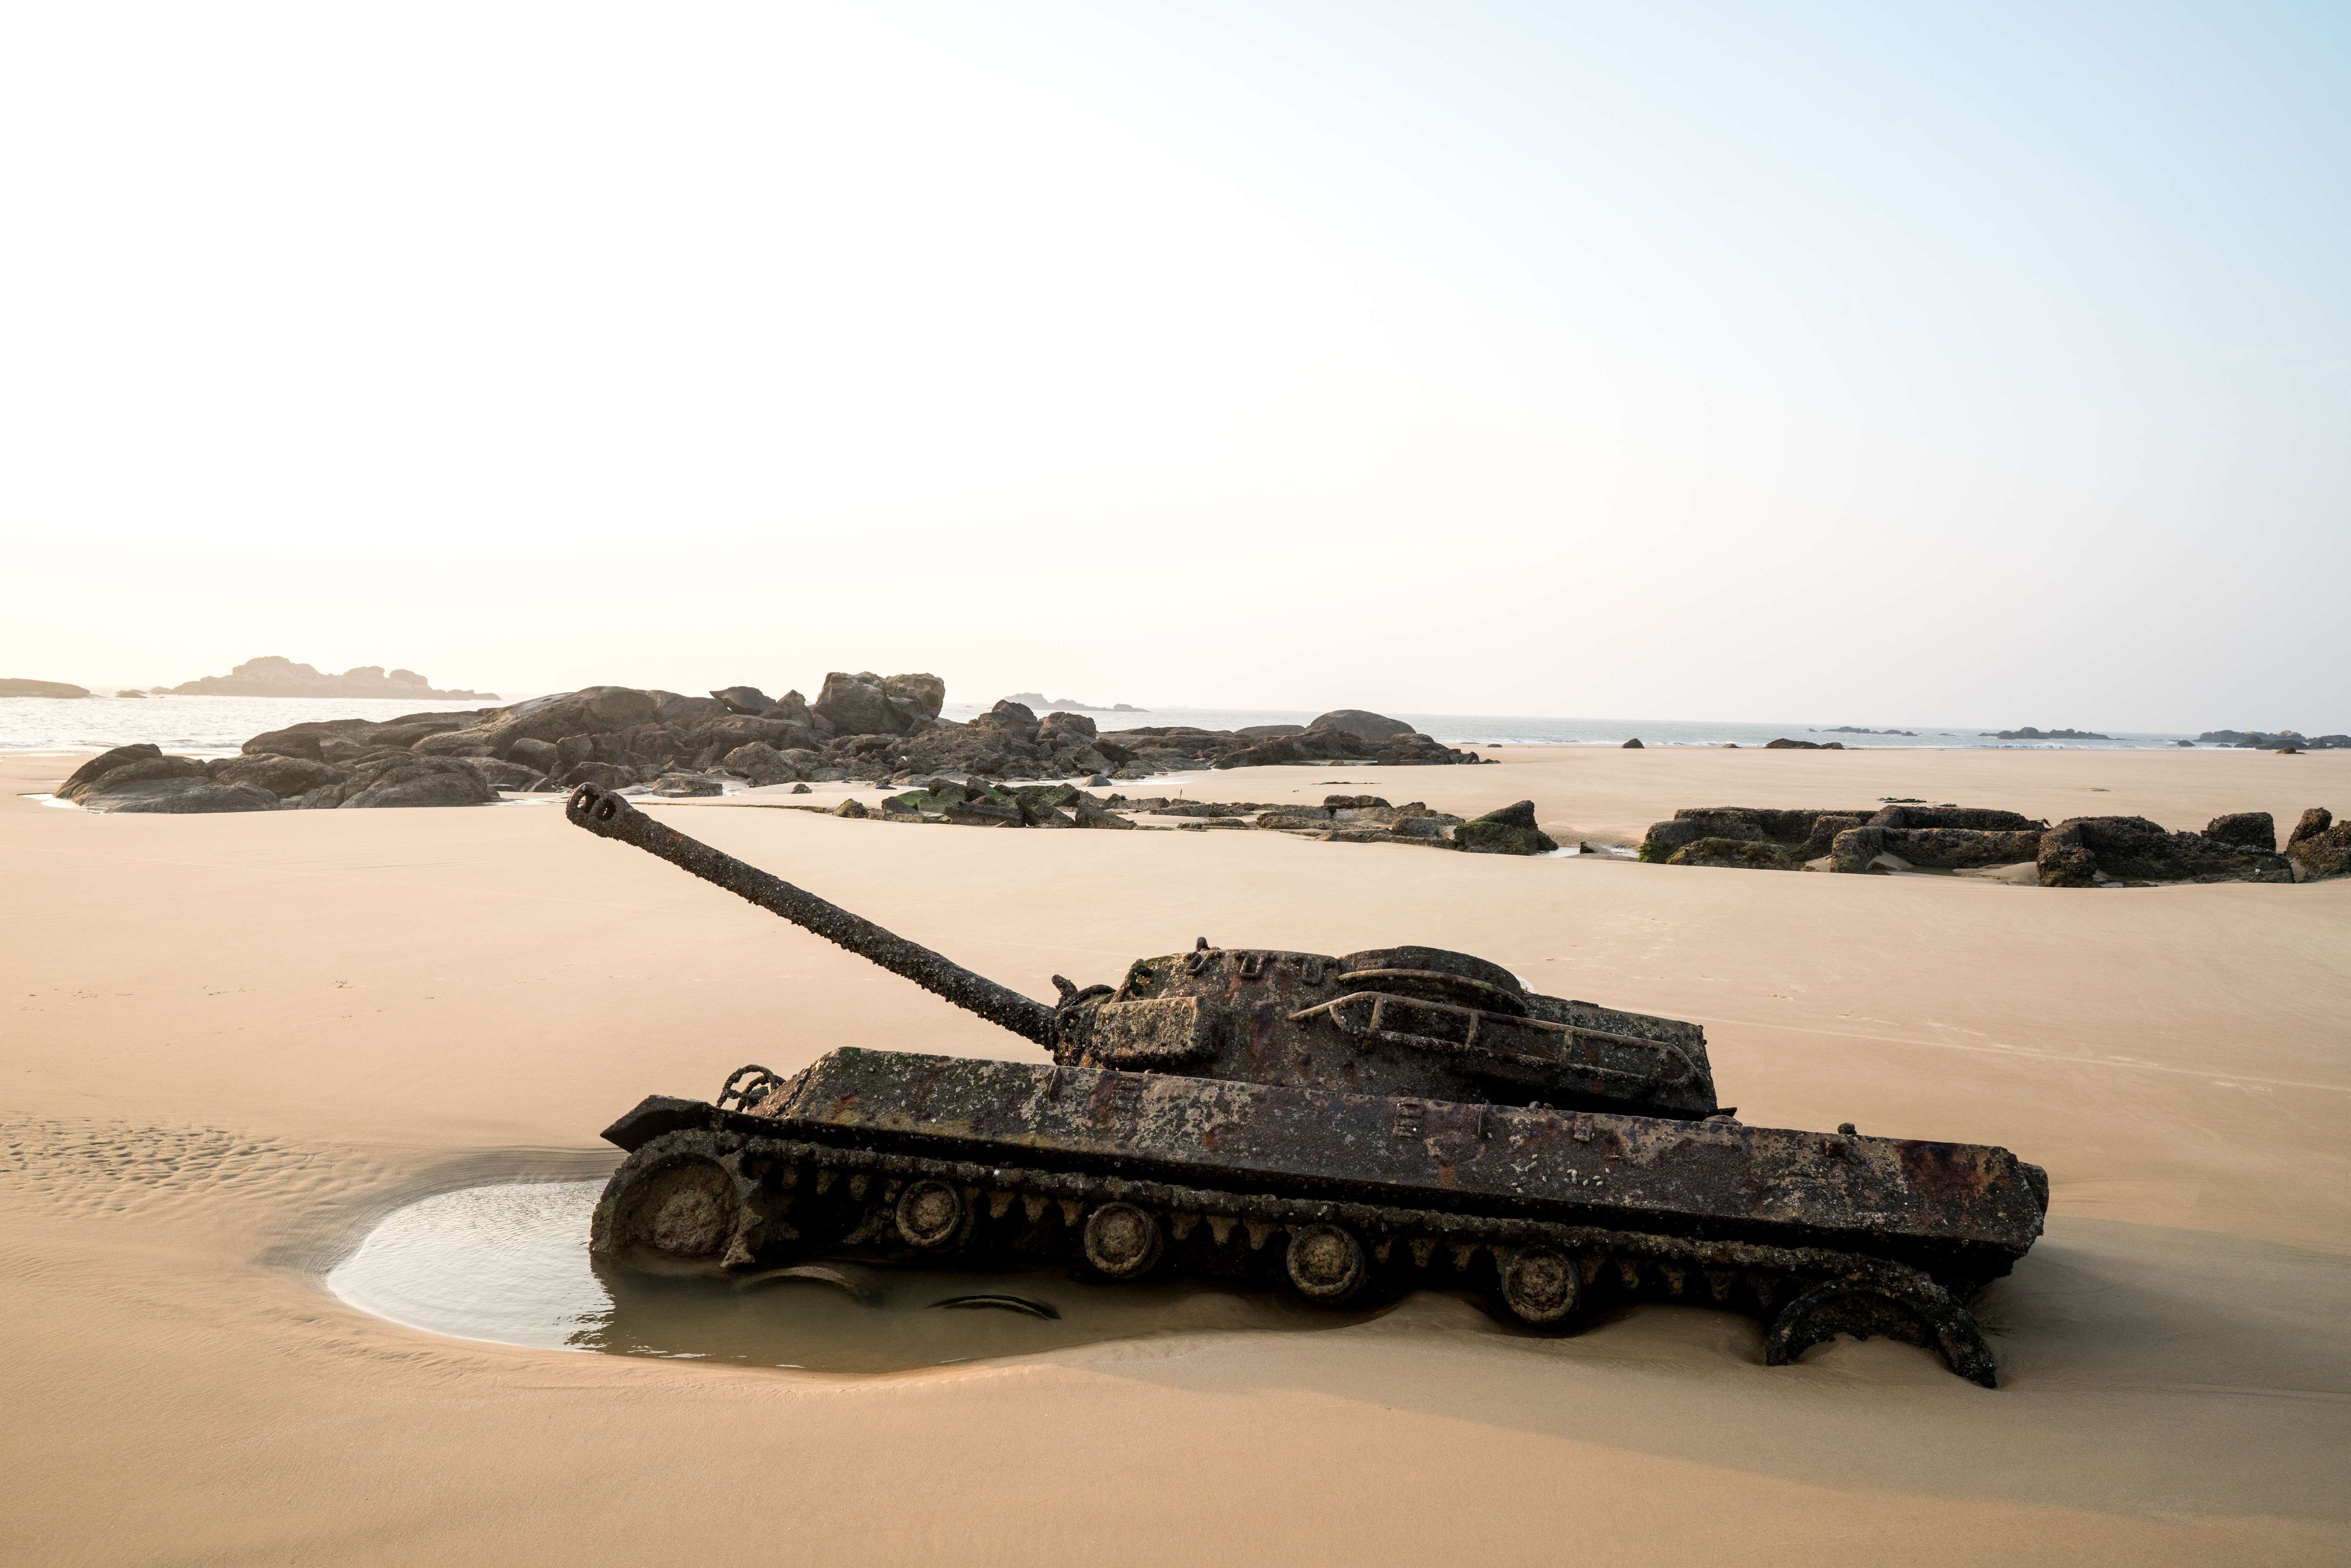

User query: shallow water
[5,694,2206,753]
[940,704,2204,750]
[328,1181,1373,1372]
[0,694,497,752]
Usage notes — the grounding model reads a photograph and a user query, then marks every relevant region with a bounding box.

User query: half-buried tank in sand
[568,782,2046,1385]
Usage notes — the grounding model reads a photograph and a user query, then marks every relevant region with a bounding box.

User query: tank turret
[568,782,1716,1118]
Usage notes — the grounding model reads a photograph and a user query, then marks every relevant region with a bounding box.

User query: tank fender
[600,1095,719,1152]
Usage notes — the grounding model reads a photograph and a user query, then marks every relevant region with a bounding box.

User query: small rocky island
[168,656,497,701]
[1000,692,1143,713]
[0,678,91,698]
[49,671,1482,813]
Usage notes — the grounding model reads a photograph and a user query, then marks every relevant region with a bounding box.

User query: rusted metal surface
[1072,944,1718,1118]
[751,1049,2041,1281]
[592,1111,2013,1384]
[568,784,2045,1384]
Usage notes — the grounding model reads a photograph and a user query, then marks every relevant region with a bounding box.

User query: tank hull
[595,1048,2044,1384]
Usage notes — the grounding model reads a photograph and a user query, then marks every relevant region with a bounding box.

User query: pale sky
[3,2,2344,730]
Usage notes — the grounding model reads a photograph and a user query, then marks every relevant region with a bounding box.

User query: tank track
[595,1119,2003,1387]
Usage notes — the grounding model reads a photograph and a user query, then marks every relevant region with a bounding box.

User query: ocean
[1,693,2207,755]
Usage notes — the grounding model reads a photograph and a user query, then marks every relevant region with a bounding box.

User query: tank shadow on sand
[1080,1215,2351,1523]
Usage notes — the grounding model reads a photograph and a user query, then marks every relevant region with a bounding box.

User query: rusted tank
[569,783,2046,1384]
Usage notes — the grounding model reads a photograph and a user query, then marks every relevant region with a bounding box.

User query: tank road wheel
[602,1153,740,1261]
[1082,1203,1164,1280]
[1498,1246,1581,1326]
[1285,1224,1367,1303]
[894,1180,966,1250]
[1764,1271,1999,1387]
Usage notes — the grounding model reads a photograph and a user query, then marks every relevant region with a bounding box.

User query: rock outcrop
[710,686,776,716]
[814,671,929,737]
[0,678,90,698]
[1830,827,2046,873]
[62,673,1479,814]
[1667,838,1803,871]
[53,748,289,813]
[1641,806,1879,862]
[1453,800,1558,856]
[2036,817,2292,887]
[1643,803,2051,875]
[2203,812,2276,852]
[1763,738,1844,749]
[209,753,342,797]
[1308,709,1415,747]
[57,744,165,798]
[2284,809,2351,881]
[2199,730,2351,750]
[168,656,495,701]
[1640,797,2313,885]
[882,673,946,719]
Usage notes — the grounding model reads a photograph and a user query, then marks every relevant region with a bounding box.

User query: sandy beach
[6,743,2348,1566]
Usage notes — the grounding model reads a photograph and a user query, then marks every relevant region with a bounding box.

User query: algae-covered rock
[943,796,1022,827]
[2037,815,2292,886]
[1667,837,1803,871]
[2285,812,2351,881]
[1455,800,1558,856]
[2202,812,2276,852]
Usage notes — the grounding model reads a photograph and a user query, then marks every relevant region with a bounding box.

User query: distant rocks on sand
[1764,738,1845,749]
[1979,727,2111,741]
[856,785,1557,854]
[1210,710,1471,770]
[53,674,1480,813]
[0,678,91,698]
[2197,729,2351,750]
[1637,798,2345,886]
[168,656,497,701]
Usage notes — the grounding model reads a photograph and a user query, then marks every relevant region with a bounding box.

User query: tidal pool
[328,1179,1373,1372]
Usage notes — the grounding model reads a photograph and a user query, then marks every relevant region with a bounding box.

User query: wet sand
[5,745,2348,1564]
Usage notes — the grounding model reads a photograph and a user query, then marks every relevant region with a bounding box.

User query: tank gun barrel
[564,783,1060,1048]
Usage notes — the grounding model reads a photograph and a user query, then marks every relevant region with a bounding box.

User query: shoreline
[9,693,2330,756]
